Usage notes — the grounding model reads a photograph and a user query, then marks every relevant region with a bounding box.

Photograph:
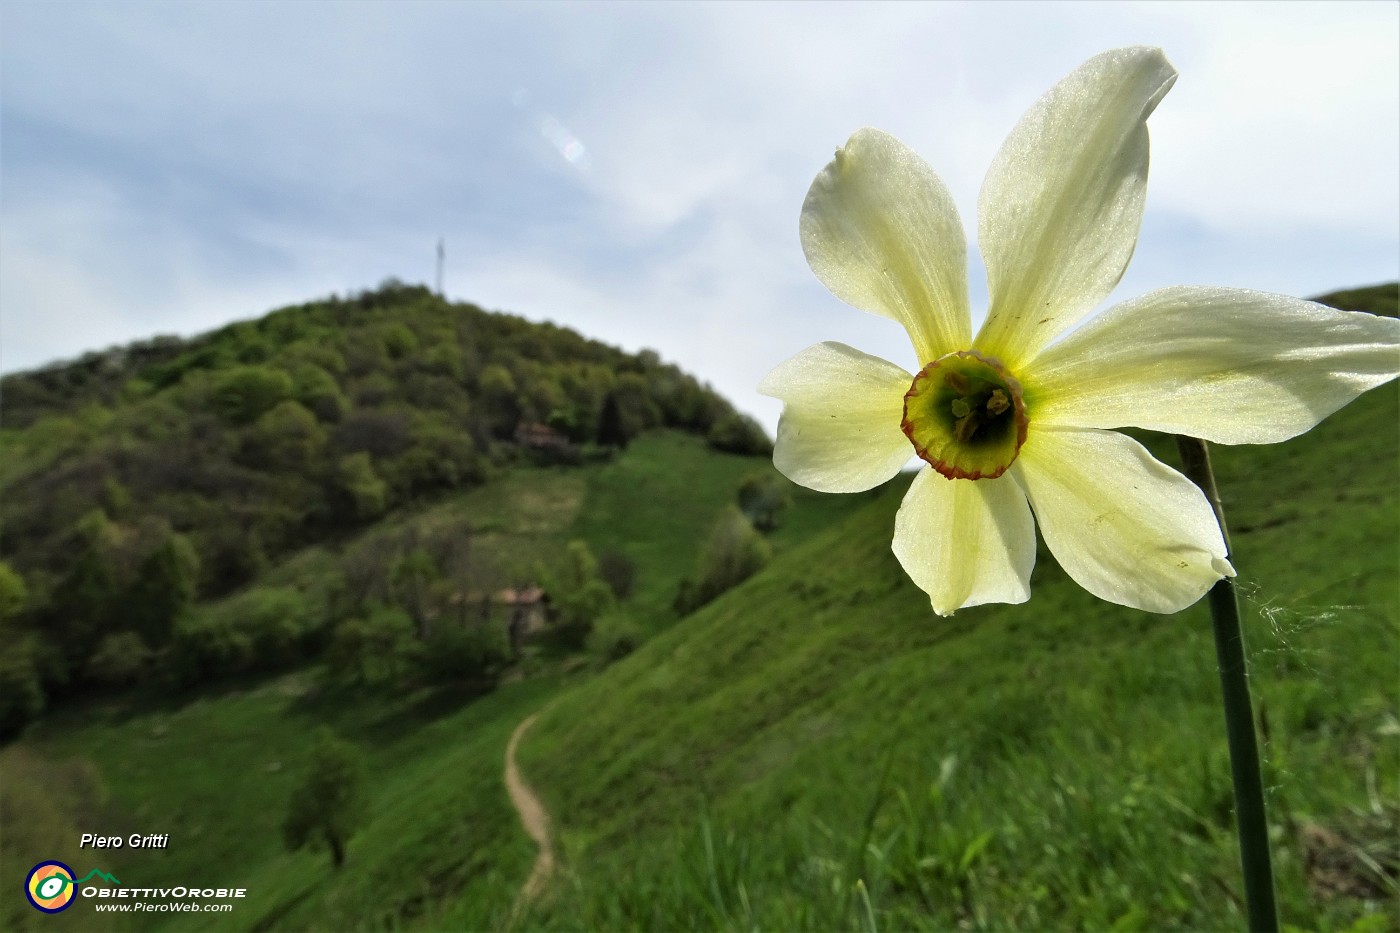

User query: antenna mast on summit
[435,237,445,297]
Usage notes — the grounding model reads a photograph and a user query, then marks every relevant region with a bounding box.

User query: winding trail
[505,713,556,908]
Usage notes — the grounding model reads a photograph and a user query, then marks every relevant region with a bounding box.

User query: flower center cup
[901,350,1029,480]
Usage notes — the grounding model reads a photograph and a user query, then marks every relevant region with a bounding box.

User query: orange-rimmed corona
[902,350,1028,480]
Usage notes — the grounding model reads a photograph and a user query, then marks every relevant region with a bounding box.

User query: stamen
[954,413,978,444]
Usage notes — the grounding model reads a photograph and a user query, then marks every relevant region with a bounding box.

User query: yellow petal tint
[1026,286,1400,443]
[892,469,1035,616]
[1011,427,1233,613]
[974,47,1177,370]
[759,341,914,493]
[800,128,971,365]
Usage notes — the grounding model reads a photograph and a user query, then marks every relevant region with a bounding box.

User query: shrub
[417,621,510,685]
[598,550,637,601]
[737,472,791,533]
[588,611,643,663]
[676,508,772,614]
[87,632,153,687]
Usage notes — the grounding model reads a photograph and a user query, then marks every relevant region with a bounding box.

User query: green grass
[4,672,561,932]
[513,384,1399,931]
[568,432,870,627]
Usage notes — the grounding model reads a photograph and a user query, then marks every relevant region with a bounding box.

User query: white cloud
[2,0,1395,439]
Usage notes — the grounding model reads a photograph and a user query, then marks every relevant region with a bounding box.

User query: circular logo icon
[26,861,77,913]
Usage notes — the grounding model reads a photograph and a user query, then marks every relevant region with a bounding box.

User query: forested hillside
[0,281,770,735]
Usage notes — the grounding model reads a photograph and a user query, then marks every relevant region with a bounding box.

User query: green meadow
[2,285,1396,932]
[515,382,1399,932]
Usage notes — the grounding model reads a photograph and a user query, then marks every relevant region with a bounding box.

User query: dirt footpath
[505,713,555,906]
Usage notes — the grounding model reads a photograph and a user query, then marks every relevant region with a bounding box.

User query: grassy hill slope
[1,429,851,932]
[513,376,1399,925]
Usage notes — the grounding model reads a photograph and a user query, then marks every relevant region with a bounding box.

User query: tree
[52,510,120,675]
[325,606,414,688]
[390,548,438,638]
[707,413,773,456]
[0,563,43,739]
[551,541,614,650]
[380,322,419,360]
[478,364,520,439]
[242,399,326,472]
[211,365,293,425]
[291,362,349,423]
[283,729,364,870]
[417,620,510,685]
[0,645,44,740]
[597,374,661,448]
[597,391,628,448]
[125,533,200,648]
[337,453,389,521]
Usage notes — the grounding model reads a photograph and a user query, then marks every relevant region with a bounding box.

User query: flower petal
[892,469,1035,616]
[1027,287,1400,443]
[975,47,1177,369]
[801,128,971,364]
[1011,427,1233,614]
[759,341,914,493]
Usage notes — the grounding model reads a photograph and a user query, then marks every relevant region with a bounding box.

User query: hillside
[0,281,772,734]
[508,286,1400,931]
[3,426,859,932]
[1,283,1395,932]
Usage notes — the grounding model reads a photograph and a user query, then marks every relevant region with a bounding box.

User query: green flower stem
[1175,435,1279,933]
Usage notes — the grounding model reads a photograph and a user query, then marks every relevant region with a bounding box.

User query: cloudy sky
[3,0,1396,431]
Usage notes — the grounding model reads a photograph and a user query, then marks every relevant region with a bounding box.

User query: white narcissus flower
[760,46,1400,616]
